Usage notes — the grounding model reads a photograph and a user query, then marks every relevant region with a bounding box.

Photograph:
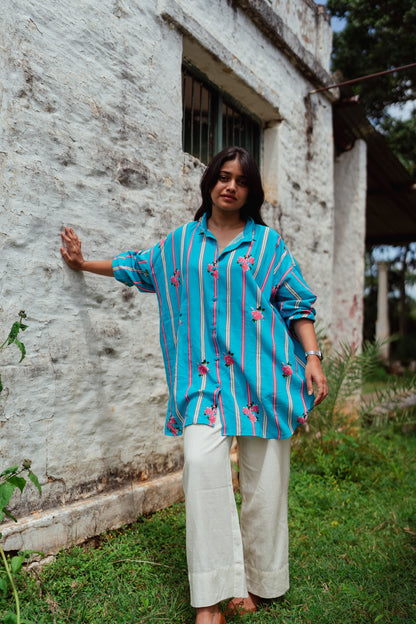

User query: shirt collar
[199,213,256,245]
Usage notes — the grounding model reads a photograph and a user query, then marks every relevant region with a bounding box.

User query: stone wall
[0,0,366,552]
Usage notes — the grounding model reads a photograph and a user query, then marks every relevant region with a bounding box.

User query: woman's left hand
[305,356,328,406]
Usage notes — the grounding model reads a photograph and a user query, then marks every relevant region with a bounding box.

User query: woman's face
[210,158,249,217]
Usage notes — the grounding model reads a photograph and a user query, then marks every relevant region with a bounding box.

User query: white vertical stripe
[226,251,241,434]
[160,243,176,347]
[252,227,269,280]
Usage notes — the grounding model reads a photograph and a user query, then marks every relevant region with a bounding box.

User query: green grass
[1,430,415,624]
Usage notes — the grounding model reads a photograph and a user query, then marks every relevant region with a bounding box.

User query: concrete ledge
[1,471,184,554]
[160,0,337,102]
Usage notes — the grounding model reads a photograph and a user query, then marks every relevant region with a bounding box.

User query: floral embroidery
[167,416,179,436]
[224,351,234,367]
[251,306,264,322]
[170,269,180,287]
[282,362,293,377]
[243,402,260,423]
[237,254,255,272]
[297,412,309,424]
[197,359,209,376]
[207,260,219,279]
[204,404,217,426]
[271,285,278,299]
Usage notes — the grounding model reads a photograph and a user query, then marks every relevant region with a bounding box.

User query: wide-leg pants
[183,417,291,608]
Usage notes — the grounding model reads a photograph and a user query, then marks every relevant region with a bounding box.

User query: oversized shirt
[112,214,317,439]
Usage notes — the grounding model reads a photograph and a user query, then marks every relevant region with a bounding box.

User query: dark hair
[194,146,266,225]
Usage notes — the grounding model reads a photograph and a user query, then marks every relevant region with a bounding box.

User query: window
[182,64,261,165]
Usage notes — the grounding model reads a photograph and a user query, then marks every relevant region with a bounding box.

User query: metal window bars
[182,66,261,165]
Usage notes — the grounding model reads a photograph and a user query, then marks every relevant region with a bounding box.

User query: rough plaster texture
[0,0,365,552]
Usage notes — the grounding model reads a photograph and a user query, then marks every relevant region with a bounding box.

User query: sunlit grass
[1,430,415,624]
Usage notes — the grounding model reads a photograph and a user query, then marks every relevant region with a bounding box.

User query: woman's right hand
[60,227,85,271]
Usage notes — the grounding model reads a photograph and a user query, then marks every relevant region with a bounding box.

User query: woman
[61,146,327,624]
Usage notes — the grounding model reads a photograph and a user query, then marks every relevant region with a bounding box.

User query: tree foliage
[327,0,416,176]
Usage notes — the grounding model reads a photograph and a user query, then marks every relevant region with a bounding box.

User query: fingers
[60,227,84,270]
[305,360,328,407]
[313,381,328,407]
[313,373,328,406]
[61,226,79,245]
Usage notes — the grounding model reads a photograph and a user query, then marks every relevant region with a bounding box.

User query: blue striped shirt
[112,214,317,439]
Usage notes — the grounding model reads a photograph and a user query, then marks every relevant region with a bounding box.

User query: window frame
[182,62,262,165]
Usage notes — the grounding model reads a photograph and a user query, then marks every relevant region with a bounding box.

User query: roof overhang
[333,95,416,247]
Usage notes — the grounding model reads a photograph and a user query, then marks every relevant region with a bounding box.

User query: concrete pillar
[376,261,390,361]
[332,139,367,349]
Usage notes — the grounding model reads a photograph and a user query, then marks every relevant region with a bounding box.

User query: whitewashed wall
[0,0,365,552]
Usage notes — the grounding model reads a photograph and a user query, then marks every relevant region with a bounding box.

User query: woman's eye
[218,175,229,182]
[238,179,248,187]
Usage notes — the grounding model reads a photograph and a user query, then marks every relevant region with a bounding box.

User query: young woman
[61,146,327,624]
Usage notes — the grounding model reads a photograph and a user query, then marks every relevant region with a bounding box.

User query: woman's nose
[227,178,237,191]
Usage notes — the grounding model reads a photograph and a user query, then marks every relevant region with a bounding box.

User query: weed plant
[1,312,42,624]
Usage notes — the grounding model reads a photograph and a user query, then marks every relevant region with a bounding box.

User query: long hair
[194,146,266,225]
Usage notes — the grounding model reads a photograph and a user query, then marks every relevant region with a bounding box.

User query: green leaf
[13,338,26,363]
[0,481,17,512]
[4,611,18,624]
[6,322,21,346]
[0,576,8,594]
[2,508,17,523]
[0,467,19,477]
[11,555,25,574]
[0,373,3,394]
[8,475,26,493]
[28,471,42,495]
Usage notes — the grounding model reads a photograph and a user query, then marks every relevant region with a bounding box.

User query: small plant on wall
[0,312,42,624]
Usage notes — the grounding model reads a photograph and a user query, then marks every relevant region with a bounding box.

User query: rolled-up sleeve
[112,249,156,293]
[271,241,316,326]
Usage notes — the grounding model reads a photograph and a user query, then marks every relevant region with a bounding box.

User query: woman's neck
[207,210,246,231]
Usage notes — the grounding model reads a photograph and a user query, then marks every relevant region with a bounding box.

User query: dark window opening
[182,64,261,165]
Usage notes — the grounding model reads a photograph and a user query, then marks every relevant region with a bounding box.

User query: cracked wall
[0,0,351,546]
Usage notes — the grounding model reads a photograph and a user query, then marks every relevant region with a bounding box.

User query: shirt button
[213,297,217,302]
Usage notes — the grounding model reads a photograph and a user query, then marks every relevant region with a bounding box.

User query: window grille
[182,64,261,165]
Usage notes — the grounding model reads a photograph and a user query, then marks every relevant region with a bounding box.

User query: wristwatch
[305,350,323,361]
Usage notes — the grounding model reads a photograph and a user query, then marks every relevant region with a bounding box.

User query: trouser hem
[245,562,290,599]
[189,565,247,608]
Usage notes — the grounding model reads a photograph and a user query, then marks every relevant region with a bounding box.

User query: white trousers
[183,417,291,608]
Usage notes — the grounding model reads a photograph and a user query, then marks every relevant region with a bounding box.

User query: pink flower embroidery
[243,402,259,423]
[204,404,217,426]
[271,285,278,299]
[282,363,293,377]
[238,254,255,272]
[207,261,219,278]
[224,352,234,367]
[170,269,180,287]
[297,412,309,424]
[167,416,179,436]
[251,306,264,322]
[197,360,209,376]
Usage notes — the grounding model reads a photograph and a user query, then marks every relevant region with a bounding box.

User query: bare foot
[224,591,260,616]
[195,604,225,624]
